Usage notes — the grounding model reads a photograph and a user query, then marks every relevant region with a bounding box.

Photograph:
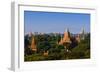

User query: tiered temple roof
[59,28,71,45]
[30,36,37,51]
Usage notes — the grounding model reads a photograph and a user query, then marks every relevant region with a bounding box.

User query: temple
[59,28,71,45]
[30,36,37,51]
[29,27,86,53]
[80,27,85,40]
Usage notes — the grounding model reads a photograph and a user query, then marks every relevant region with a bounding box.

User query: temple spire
[65,28,69,32]
[65,28,67,32]
[59,28,71,45]
[30,36,37,51]
[80,27,85,40]
[80,26,85,34]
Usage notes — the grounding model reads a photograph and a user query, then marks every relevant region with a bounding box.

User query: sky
[24,11,90,34]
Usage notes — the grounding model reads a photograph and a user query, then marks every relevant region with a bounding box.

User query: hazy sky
[24,11,90,34]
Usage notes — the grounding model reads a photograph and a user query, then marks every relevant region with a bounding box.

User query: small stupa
[43,51,49,56]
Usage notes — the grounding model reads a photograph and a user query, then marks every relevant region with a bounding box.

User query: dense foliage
[24,33,90,61]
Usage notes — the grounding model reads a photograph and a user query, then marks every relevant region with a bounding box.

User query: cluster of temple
[58,29,82,45]
[28,28,86,56]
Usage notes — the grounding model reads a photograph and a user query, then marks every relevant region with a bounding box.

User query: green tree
[69,33,90,59]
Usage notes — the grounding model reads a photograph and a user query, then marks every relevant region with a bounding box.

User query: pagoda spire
[65,28,67,32]
[30,36,37,51]
[65,28,69,32]
[59,28,71,45]
[80,26,85,34]
[80,27,85,40]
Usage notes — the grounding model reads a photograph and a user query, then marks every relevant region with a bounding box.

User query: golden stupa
[30,36,37,51]
[59,29,71,45]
